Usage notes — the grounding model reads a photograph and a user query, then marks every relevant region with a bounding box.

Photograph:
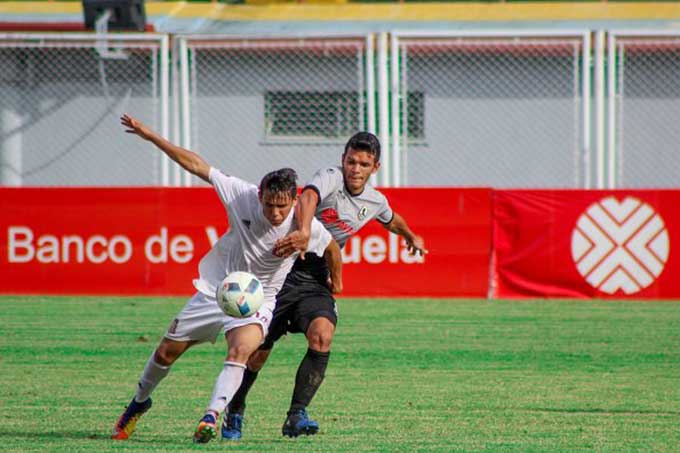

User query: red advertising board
[0,187,492,297]
[0,188,226,296]
[493,190,676,298]
[346,188,492,297]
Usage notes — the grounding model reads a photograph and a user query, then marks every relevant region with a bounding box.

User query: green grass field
[2,296,680,451]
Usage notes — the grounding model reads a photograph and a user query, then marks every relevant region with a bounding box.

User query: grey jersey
[286,166,393,284]
[306,166,393,248]
[284,166,392,286]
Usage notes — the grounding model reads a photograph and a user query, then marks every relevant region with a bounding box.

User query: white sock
[134,353,171,403]
[207,361,246,415]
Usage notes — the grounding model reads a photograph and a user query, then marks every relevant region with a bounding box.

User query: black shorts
[261,269,337,350]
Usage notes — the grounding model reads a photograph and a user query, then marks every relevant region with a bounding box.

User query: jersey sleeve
[304,167,343,202]
[307,218,333,256]
[209,167,256,207]
[375,192,394,225]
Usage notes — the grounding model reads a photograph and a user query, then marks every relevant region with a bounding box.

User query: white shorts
[164,292,274,344]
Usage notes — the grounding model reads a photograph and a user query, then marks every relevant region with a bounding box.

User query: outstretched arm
[382,212,428,256]
[121,114,211,183]
[273,188,319,259]
[323,238,343,294]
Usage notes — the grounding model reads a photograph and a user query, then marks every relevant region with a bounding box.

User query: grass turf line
[1,296,680,451]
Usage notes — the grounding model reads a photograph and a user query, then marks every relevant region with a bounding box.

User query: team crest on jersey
[358,206,368,221]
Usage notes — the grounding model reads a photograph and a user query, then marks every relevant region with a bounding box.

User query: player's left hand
[327,277,343,294]
[273,230,310,259]
[406,235,428,256]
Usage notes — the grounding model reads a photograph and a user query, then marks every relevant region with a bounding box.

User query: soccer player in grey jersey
[224,132,427,439]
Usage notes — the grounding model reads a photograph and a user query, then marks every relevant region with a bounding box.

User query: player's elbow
[183,155,209,181]
[301,188,319,207]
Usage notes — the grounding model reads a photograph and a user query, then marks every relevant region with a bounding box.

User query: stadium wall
[4,31,680,189]
[0,35,586,188]
[1,187,676,299]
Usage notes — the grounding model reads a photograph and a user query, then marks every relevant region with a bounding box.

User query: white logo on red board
[571,196,670,295]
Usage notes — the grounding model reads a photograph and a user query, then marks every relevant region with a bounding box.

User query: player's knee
[306,319,335,352]
[154,346,180,366]
[154,339,193,366]
[247,348,271,371]
[308,334,333,352]
[227,343,255,363]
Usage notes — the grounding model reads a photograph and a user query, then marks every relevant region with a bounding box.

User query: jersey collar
[343,180,366,197]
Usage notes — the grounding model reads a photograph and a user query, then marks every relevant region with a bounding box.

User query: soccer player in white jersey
[223,132,427,438]
[110,114,343,443]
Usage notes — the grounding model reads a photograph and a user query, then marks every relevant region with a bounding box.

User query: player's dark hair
[344,131,381,163]
[259,167,298,199]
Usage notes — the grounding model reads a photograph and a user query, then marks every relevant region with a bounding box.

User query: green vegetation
[2,296,680,451]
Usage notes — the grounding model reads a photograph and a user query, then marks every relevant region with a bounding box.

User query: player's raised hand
[406,235,428,256]
[273,230,310,259]
[121,114,155,141]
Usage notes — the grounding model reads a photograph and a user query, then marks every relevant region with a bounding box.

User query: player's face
[342,148,380,194]
[260,190,296,226]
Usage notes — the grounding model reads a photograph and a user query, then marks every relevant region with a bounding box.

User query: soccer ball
[216,271,265,318]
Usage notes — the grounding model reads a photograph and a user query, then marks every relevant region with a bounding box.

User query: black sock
[228,368,259,415]
[289,348,330,413]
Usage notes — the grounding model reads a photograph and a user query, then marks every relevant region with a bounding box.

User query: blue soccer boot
[281,409,319,438]
[221,412,244,440]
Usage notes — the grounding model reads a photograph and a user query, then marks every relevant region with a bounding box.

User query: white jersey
[193,168,332,306]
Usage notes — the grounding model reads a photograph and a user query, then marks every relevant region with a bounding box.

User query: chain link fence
[393,31,591,188]
[3,31,680,189]
[610,31,680,188]
[0,33,168,186]
[178,35,371,186]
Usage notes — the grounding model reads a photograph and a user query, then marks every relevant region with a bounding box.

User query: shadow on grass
[0,431,185,445]
[0,429,317,448]
[527,407,680,416]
